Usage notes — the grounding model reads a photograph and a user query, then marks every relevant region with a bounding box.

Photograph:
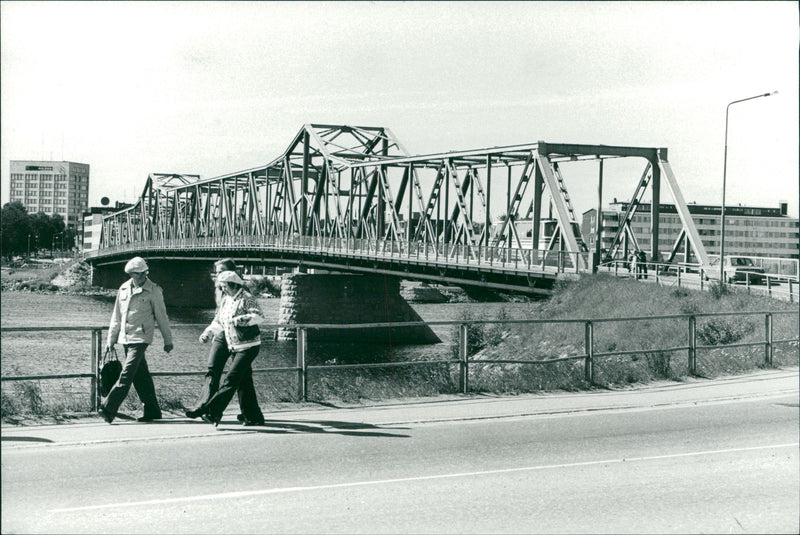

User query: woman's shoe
[184,407,204,419]
[98,407,115,424]
[201,413,221,427]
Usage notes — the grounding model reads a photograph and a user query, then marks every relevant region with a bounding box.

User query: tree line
[1,201,73,257]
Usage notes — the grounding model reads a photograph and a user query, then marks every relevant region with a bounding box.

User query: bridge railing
[85,235,592,275]
[2,309,797,412]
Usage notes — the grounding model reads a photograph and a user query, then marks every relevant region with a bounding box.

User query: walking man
[99,256,174,423]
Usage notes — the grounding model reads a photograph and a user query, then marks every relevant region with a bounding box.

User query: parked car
[706,256,765,284]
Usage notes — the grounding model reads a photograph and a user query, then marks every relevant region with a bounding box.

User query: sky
[2,1,798,218]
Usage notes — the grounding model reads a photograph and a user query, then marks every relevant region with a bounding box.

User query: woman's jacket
[202,288,265,351]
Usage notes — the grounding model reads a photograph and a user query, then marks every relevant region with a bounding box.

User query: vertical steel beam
[301,131,309,235]
[485,155,492,248]
[594,159,604,272]
[650,159,661,262]
[531,163,543,255]
[407,164,414,243]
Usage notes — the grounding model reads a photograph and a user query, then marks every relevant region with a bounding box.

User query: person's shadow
[221,418,410,438]
[1,436,54,443]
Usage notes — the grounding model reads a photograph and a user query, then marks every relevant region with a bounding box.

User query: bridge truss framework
[98,124,711,272]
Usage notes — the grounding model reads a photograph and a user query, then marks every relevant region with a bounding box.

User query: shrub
[708,281,729,299]
[697,318,753,346]
[3,382,45,415]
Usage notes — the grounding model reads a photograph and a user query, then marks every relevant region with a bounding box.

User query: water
[0,291,540,377]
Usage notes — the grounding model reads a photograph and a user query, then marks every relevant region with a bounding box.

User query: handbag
[99,347,123,397]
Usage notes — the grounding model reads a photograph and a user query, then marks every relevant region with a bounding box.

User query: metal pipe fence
[599,260,797,302]
[2,309,797,409]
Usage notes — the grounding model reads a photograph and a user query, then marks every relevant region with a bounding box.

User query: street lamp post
[720,91,777,284]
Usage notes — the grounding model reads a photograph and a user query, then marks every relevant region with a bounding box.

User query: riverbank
[0,261,518,303]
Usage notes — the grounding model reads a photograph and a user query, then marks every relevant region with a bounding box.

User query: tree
[1,202,31,256]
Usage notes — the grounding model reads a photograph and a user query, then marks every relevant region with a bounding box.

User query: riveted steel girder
[98,127,709,271]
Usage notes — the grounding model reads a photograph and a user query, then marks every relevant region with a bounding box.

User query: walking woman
[198,269,266,426]
[185,259,264,425]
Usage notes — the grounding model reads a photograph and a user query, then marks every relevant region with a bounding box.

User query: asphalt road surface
[2,372,798,534]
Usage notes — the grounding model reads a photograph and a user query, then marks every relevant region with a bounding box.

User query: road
[2,369,798,534]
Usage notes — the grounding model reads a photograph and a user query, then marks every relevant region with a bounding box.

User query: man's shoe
[98,407,114,424]
[236,413,245,423]
[137,414,162,422]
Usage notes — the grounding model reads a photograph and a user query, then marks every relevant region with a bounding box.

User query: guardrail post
[688,315,697,375]
[296,327,307,401]
[766,276,771,297]
[459,324,469,394]
[677,266,682,288]
[700,269,704,291]
[90,328,100,411]
[765,313,773,367]
[789,279,794,303]
[584,321,593,384]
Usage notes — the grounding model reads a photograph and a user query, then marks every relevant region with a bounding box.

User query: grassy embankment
[2,271,797,421]
[310,274,798,403]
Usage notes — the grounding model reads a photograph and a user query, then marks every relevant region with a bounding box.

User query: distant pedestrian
[629,251,638,278]
[197,270,265,427]
[185,259,264,426]
[99,257,173,424]
[637,250,648,280]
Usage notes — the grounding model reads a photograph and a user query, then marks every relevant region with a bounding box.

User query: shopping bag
[99,347,122,397]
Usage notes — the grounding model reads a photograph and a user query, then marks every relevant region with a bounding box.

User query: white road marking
[50,442,798,513]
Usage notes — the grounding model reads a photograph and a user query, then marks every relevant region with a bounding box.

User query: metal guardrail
[599,260,797,302]
[2,310,798,409]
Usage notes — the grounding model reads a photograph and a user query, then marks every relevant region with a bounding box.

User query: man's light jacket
[107,278,173,347]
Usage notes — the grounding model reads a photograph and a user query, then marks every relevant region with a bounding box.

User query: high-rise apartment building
[581,201,799,260]
[8,160,90,231]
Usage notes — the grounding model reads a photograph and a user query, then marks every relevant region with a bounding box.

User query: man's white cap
[216,270,244,285]
[124,257,149,273]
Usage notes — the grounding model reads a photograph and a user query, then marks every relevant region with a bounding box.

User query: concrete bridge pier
[92,259,216,308]
[278,273,441,344]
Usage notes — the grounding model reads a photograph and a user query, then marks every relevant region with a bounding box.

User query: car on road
[706,256,765,284]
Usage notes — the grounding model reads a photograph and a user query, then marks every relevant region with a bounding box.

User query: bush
[246,276,281,297]
[450,308,509,359]
[1,382,45,415]
[697,318,754,346]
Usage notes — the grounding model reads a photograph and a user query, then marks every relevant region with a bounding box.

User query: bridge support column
[91,263,128,290]
[148,260,216,308]
[278,273,441,344]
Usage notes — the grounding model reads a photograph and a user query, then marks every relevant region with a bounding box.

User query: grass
[2,274,798,420]
[462,274,798,393]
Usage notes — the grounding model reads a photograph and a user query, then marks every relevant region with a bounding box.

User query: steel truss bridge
[86,124,711,294]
